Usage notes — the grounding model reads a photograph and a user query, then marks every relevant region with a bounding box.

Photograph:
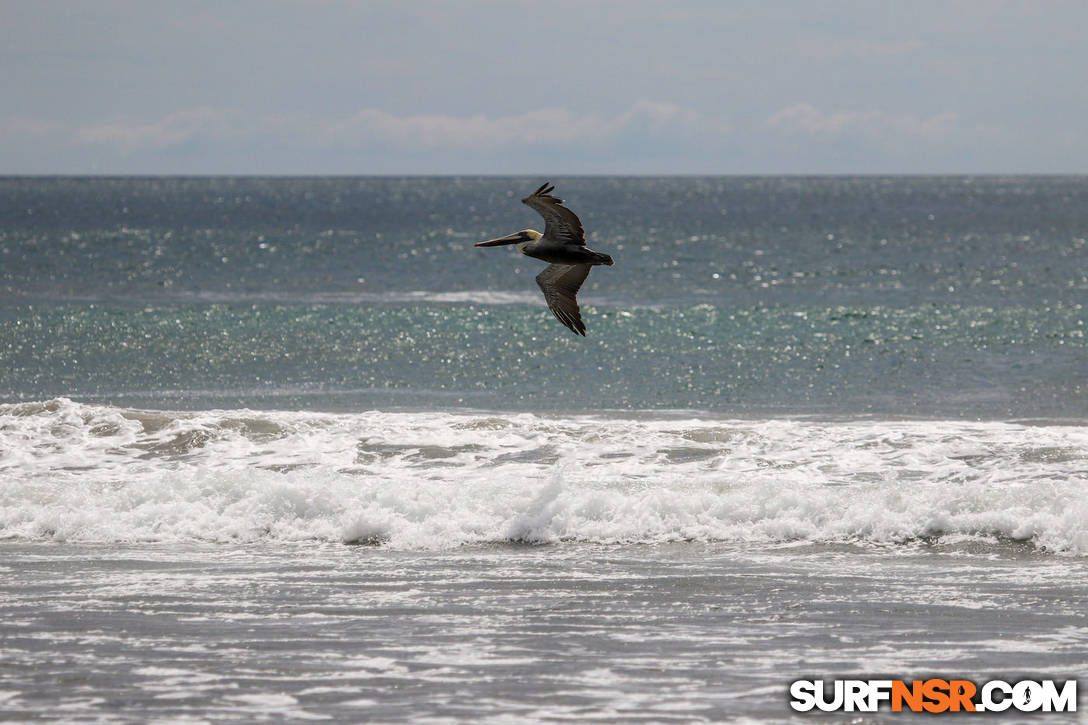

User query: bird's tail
[595,252,614,266]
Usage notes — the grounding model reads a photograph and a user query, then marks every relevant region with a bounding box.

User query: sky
[2,0,1087,175]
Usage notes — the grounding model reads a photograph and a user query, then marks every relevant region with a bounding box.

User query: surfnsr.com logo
[789,679,1077,713]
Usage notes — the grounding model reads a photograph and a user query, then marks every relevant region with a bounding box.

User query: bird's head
[475,229,542,247]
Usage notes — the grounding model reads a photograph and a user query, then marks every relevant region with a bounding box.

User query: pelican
[476,182,614,336]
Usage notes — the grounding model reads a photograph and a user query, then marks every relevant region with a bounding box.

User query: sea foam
[1,399,1086,552]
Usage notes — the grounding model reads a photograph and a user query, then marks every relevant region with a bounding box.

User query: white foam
[2,399,1086,553]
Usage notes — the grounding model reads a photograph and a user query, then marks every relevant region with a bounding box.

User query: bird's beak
[475,231,528,247]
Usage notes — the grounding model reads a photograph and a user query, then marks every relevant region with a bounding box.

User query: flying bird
[475,182,614,336]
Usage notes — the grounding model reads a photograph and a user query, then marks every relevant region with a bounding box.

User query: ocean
[1,176,1086,722]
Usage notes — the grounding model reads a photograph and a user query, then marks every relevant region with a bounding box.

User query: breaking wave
[2,398,1086,553]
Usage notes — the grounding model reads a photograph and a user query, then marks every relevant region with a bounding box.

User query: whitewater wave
[1,399,1086,553]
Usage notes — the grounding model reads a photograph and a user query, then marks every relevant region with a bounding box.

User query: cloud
[0,116,66,138]
[327,107,604,149]
[767,102,957,140]
[60,101,727,162]
[74,107,235,151]
[323,100,726,151]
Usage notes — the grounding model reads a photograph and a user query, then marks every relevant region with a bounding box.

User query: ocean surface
[1,176,1086,722]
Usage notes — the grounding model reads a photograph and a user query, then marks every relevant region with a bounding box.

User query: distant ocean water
[1,177,1086,722]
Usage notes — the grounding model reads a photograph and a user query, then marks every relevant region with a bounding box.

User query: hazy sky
[3,0,1086,174]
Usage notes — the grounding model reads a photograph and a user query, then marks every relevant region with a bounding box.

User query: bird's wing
[522,182,586,246]
[535,263,591,336]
